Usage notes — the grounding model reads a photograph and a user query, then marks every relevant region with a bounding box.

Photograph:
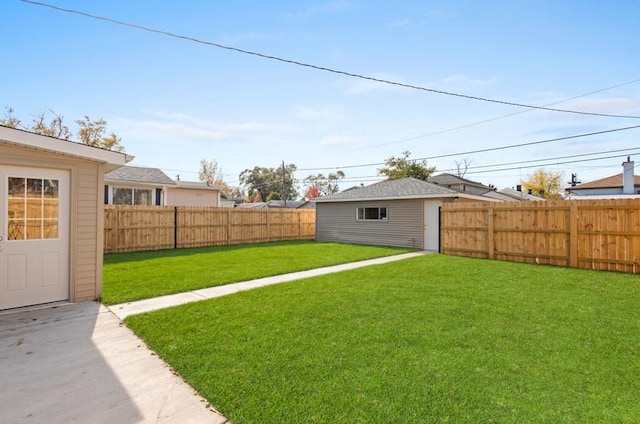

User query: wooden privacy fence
[441,199,640,274]
[104,206,316,254]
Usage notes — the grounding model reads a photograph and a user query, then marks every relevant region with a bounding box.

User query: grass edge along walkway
[109,251,427,319]
[103,241,415,305]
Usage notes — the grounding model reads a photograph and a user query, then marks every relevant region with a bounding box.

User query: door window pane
[9,177,25,196]
[27,178,43,198]
[43,179,58,198]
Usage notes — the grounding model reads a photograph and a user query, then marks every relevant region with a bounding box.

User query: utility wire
[298,124,640,171]
[299,150,640,182]
[21,0,640,119]
[465,152,637,175]
[148,137,640,184]
[439,146,640,173]
[361,78,640,149]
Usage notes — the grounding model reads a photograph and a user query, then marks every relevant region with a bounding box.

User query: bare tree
[453,158,473,177]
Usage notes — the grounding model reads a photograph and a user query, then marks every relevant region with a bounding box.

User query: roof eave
[0,126,133,169]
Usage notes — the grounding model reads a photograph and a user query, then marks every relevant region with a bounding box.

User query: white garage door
[0,166,70,310]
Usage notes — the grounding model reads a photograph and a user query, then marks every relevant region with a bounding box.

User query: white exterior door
[423,200,442,251]
[0,166,70,310]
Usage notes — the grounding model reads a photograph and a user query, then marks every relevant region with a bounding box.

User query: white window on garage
[356,206,388,221]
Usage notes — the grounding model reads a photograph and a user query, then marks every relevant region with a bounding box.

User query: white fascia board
[0,126,133,169]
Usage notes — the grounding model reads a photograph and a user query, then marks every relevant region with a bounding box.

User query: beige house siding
[164,187,220,207]
[316,199,424,248]
[0,142,103,303]
[74,161,103,301]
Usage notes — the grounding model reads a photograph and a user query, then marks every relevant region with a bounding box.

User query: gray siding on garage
[316,199,424,248]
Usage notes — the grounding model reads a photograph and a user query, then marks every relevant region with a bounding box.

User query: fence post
[487,206,495,259]
[569,202,578,268]
[266,210,271,242]
[114,207,120,253]
[226,208,232,246]
[438,206,442,253]
[174,206,178,249]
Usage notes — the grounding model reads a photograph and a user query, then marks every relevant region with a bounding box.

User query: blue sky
[3,0,640,193]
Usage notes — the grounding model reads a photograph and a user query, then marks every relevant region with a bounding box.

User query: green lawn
[102,241,413,304]
[126,254,640,423]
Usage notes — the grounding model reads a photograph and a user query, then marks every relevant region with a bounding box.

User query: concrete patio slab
[0,302,227,424]
[110,251,427,319]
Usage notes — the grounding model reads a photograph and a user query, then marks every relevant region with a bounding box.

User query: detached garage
[0,126,131,310]
[314,177,493,251]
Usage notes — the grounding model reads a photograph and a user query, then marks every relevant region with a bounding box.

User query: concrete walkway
[0,302,228,424]
[109,251,427,320]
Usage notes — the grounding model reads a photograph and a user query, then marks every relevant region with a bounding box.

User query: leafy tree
[1,106,21,128]
[303,170,345,198]
[198,159,244,199]
[198,159,224,185]
[521,169,564,199]
[33,110,72,139]
[239,163,298,202]
[378,151,436,181]
[75,116,124,152]
[266,191,281,201]
[1,106,124,152]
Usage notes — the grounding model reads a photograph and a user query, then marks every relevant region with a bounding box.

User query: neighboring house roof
[565,173,640,191]
[429,172,509,200]
[0,125,132,170]
[313,177,496,203]
[170,181,221,191]
[266,200,308,208]
[481,190,523,202]
[236,202,268,209]
[498,187,545,201]
[105,165,175,185]
[296,200,316,209]
[429,173,491,190]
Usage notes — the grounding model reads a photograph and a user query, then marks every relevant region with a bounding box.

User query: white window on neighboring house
[112,187,153,205]
[356,206,388,221]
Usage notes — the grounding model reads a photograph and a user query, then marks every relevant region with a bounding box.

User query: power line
[21,0,640,120]
[312,151,639,182]
[298,124,640,171]
[359,78,640,150]
[465,152,637,175]
[439,146,640,173]
[415,125,640,162]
